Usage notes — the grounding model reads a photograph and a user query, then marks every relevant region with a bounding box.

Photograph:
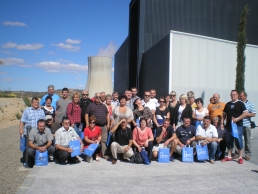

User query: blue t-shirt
[40,94,60,110]
[176,125,196,145]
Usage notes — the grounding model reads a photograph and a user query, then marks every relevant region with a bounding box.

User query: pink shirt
[133,127,153,146]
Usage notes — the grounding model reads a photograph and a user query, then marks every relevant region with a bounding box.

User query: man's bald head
[213,93,220,103]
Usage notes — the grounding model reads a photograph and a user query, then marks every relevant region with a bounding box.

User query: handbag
[130,151,143,164]
[20,135,26,152]
[35,150,48,166]
[69,139,81,157]
[182,145,193,163]
[231,122,239,138]
[251,121,256,129]
[140,149,150,165]
[106,131,113,146]
[196,143,209,161]
[83,144,99,156]
[158,148,170,163]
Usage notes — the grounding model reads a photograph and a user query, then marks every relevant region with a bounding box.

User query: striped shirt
[86,102,108,126]
[20,107,45,135]
[242,100,256,127]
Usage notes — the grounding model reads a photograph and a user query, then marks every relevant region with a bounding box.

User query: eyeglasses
[170,95,176,97]
[159,101,165,103]
[90,122,96,124]
[145,95,150,97]
[95,96,101,99]
[82,94,89,96]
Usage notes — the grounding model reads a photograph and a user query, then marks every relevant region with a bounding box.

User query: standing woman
[192,98,209,123]
[112,95,134,128]
[66,93,81,134]
[153,96,170,128]
[42,96,56,119]
[176,94,192,128]
[133,98,153,128]
[168,91,180,129]
[105,94,115,128]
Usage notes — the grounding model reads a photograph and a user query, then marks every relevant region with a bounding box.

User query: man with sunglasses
[79,90,93,130]
[150,89,159,107]
[142,91,156,115]
[85,93,110,158]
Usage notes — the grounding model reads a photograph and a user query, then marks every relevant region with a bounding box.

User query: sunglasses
[159,101,165,103]
[145,95,150,97]
[90,122,96,124]
[82,94,89,96]
[170,95,176,97]
[95,96,101,99]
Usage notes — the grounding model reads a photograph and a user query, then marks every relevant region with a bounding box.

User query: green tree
[235,5,249,93]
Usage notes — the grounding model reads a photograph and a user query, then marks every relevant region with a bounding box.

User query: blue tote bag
[196,143,209,161]
[196,121,202,128]
[157,119,164,125]
[182,146,193,163]
[79,131,84,140]
[140,149,150,165]
[106,131,113,146]
[20,135,26,152]
[231,122,239,138]
[35,150,48,166]
[69,139,81,157]
[158,148,170,163]
[83,144,98,156]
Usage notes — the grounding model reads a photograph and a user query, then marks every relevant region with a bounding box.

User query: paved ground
[16,128,258,194]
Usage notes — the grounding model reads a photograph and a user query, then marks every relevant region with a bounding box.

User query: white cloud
[35,61,88,73]
[48,51,55,55]
[3,21,28,27]
[65,39,81,44]
[0,57,25,65]
[52,43,80,52]
[1,77,13,82]
[19,64,32,68]
[2,42,44,50]
[0,50,12,55]
[97,42,117,57]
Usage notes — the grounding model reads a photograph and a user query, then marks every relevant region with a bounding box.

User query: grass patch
[15,112,22,120]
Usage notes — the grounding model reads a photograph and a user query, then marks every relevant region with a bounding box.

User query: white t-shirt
[178,105,185,123]
[195,107,209,119]
[196,124,218,144]
[150,98,159,107]
[142,100,156,111]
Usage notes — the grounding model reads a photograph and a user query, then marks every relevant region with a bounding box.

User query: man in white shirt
[150,89,159,107]
[196,116,218,164]
[142,91,156,115]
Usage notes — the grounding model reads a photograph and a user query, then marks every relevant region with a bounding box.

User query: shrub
[23,97,31,107]
[15,112,22,120]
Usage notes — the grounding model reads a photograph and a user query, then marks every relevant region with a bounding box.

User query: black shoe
[69,157,81,164]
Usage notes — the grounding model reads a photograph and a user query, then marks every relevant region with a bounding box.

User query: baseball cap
[45,115,53,120]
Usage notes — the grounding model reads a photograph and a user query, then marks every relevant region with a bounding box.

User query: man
[111,91,120,106]
[196,116,218,164]
[239,91,256,161]
[187,91,197,110]
[152,119,177,161]
[110,118,133,164]
[150,89,159,107]
[207,93,226,121]
[45,115,60,138]
[55,88,72,124]
[19,97,45,135]
[222,90,248,164]
[125,90,134,110]
[131,87,139,103]
[79,90,93,129]
[100,92,106,104]
[85,93,110,158]
[175,117,196,156]
[40,85,60,110]
[142,91,156,115]
[54,117,84,164]
[27,119,55,164]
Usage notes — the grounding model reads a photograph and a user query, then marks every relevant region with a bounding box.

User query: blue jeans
[208,141,218,160]
[226,125,243,150]
[73,123,81,135]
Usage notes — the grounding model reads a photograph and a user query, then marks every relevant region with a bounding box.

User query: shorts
[152,142,171,152]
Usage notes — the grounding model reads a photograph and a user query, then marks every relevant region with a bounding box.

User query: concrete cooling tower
[86,56,113,97]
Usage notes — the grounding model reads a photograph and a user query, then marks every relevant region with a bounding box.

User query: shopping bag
[157,119,164,125]
[140,149,150,165]
[83,144,99,156]
[20,135,26,152]
[35,150,48,166]
[79,131,84,140]
[136,119,140,126]
[196,144,209,161]
[106,131,113,146]
[69,139,81,157]
[231,122,239,138]
[158,148,170,163]
[196,121,202,128]
[182,146,193,163]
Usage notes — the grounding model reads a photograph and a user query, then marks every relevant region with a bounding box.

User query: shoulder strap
[70,103,74,116]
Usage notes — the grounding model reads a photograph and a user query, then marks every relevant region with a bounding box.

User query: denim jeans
[226,125,243,150]
[73,123,81,135]
[208,141,218,160]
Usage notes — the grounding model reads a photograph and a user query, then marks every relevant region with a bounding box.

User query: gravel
[0,125,29,194]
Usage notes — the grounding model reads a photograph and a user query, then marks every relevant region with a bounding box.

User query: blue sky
[0,0,130,92]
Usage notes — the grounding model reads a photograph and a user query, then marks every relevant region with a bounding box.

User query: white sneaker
[86,156,93,163]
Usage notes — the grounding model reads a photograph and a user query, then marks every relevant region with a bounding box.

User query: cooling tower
[86,56,113,97]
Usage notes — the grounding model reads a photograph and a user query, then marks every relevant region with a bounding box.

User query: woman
[168,91,180,129]
[105,94,115,129]
[153,96,170,128]
[176,94,192,128]
[133,98,153,128]
[133,118,154,160]
[192,98,209,124]
[42,96,55,119]
[66,93,82,135]
[84,115,102,162]
[212,116,226,160]
[112,95,134,128]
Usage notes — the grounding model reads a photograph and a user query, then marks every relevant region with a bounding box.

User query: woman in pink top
[133,118,154,160]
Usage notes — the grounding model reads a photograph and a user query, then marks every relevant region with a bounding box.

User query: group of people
[19,85,256,166]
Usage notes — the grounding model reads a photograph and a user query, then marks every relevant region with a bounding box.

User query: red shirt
[66,102,81,124]
[84,126,101,148]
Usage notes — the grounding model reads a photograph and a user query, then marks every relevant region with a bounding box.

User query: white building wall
[169,31,258,123]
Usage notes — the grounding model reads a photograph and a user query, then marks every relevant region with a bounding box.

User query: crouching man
[110,118,133,164]
[54,117,84,164]
[196,116,218,164]
[27,119,55,165]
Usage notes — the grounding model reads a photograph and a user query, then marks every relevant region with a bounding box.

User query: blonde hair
[72,93,80,101]
[179,94,189,104]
